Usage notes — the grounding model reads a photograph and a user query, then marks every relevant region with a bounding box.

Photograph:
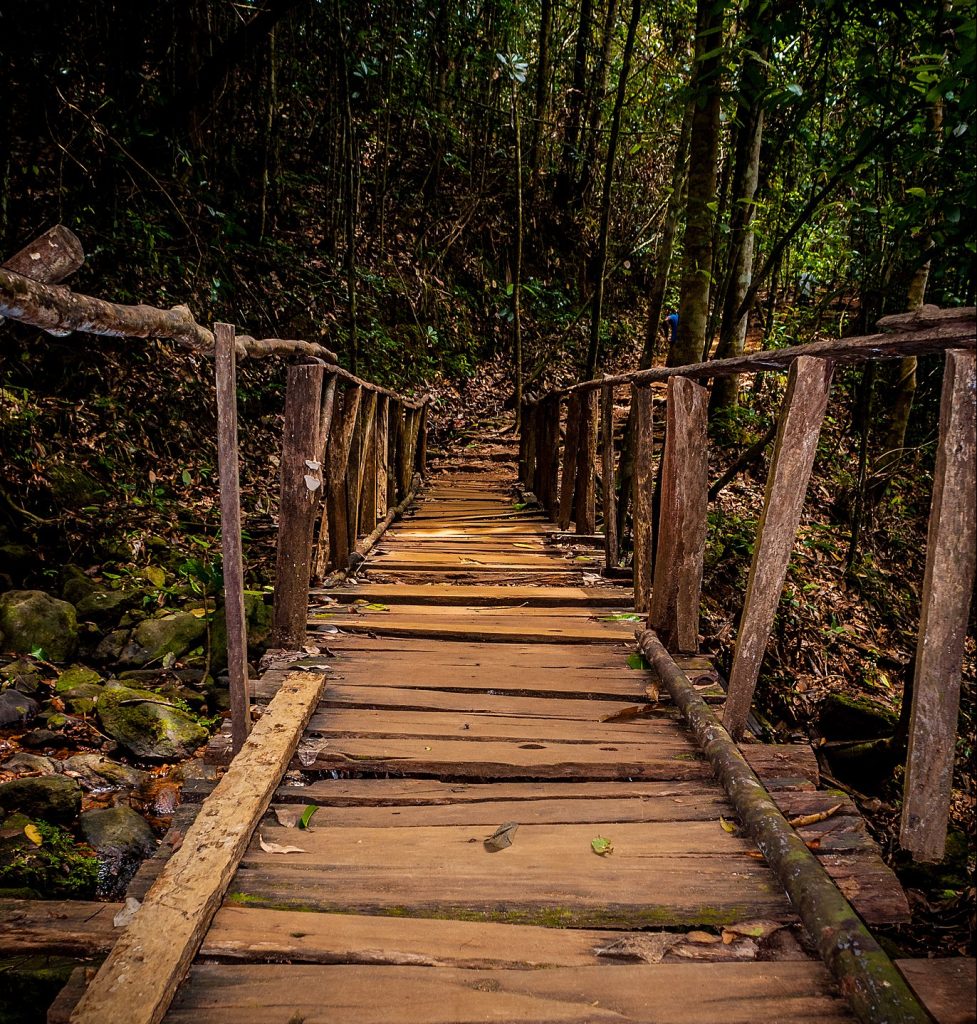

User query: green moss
[0,817,99,898]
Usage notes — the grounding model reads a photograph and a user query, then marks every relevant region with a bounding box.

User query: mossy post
[636,629,931,1024]
[601,382,618,570]
[214,323,250,755]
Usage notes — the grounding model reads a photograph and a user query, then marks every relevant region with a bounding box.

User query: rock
[74,587,133,624]
[817,692,899,741]
[62,569,98,606]
[58,680,104,715]
[62,754,148,791]
[48,464,100,505]
[0,658,44,695]
[55,666,102,693]
[0,590,79,662]
[96,683,208,760]
[0,775,82,823]
[0,543,34,583]
[119,611,206,667]
[93,628,129,663]
[78,805,156,898]
[2,753,59,776]
[0,689,39,725]
[211,592,272,670]
[20,729,61,749]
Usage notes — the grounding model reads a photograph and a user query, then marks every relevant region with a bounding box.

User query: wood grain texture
[558,393,582,530]
[901,349,977,861]
[632,386,655,612]
[602,382,619,569]
[574,389,598,533]
[649,376,709,653]
[723,356,834,738]
[68,672,326,1024]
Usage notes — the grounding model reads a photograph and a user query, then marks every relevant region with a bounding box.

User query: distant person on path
[797,272,817,305]
[662,310,679,348]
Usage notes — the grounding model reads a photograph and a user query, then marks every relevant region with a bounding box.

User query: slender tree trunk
[578,0,620,201]
[529,0,554,183]
[258,26,279,240]
[670,0,725,367]
[557,0,594,206]
[585,0,641,379]
[336,5,359,372]
[512,77,525,425]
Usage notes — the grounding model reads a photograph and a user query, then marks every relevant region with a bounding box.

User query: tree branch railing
[520,305,975,1022]
[0,228,429,758]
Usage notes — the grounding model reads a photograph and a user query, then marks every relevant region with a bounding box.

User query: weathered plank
[632,385,655,612]
[601,382,619,569]
[67,672,326,1024]
[649,376,709,653]
[0,899,121,956]
[213,323,250,753]
[271,361,325,649]
[901,349,976,861]
[895,958,977,1024]
[723,356,834,738]
[316,583,632,606]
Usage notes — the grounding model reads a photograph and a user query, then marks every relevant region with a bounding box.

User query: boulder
[0,689,39,726]
[55,666,102,693]
[20,729,61,749]
[119,611,206,667]
[62,754,148,792]
[96,683,208,760]
[74,588,133,624]
[94,628,129,663]
[59,680,105,715]
[0,775,81,823]
[0,590,78,662]
[1,753,59,776]
[78,805,156,898]
[0,659,43,695]
[47,464,100,506]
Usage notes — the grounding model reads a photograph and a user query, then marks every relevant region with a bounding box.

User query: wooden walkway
[55,430,974,1024]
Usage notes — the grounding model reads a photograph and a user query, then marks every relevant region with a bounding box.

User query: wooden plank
[317,583,631,606]
[649,376,709,653]
[723,356,834,739]
[900,349,976,861]
[199,906,783,968]
[574,389,597,533]
[557,393,581,530]
[895,959,977,1024]
[166,961,855,1023]
[67,671,326,1024]
[601,382,618,569]
[271,361,326,649]
[213,323,250,754]
[0,899,121,956]
[632,385,655,612]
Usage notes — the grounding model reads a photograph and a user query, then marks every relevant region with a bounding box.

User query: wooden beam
[649,377,709,654]
[352,391,379,540]
[601,383,618,570]
[213,323,251,755]
[314,373,338,464]
[67,670,326,1024]
[324,386,363,571]
[535,395,560,515]
[415,402,429,475]
[557,395,582,530]
[271,362,326,649]
[632,386,655,613]
[376,395,390,521]
[723,356,834,739]
[2,224,84,283]
[900,349,977,861]
[574,390,597,534]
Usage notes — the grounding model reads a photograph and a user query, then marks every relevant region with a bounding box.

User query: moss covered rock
[0,776,82,824]
[119,611,206,667]
[78,805,156,897]
[95,683,208,760]
[0,590,78,662]
[55,666,102,693]
[74,587,134,624]
[63,754,148,791]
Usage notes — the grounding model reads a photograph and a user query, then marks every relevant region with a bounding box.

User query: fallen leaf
[298,805,319,830]
[594,933,680,963]
[484,822,519,852]
[686,930,721,944]
[788,802,844,828]
[625,652,651,671]
[722,920,786,941]
[719,816,738,834]
[259,833,306,855]
[23,824,42,846]
[644,682,660,703]
[591,835,614,856]
[600,704,656,723]
[113,897,141,928]
[273,807,302,828]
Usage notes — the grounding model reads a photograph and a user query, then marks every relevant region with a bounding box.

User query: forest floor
[0,333,973,986]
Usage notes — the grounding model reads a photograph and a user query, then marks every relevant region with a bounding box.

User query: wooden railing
[520,305,976,863]
[0,227,429,756]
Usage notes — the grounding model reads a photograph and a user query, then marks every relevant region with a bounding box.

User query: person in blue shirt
[662,310,679,347]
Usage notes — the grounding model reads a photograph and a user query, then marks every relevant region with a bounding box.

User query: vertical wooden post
[351,390,378,539]
[632,386,655,613]
[314,374,338,464]
[376,395,390,521]
[574,389,597,533]
[557,394,582,530]
[395,404,412,498]
[535,395,557,514]
[601,382,618,570]
[523,400,537,494]
[325,385,362,570]
[723,356,834,739]
[649,376,710,654]
[272,361,326,649]
[386,399,399,506]
[901,349,976,861]
[415,401,429,475]
[213,323,250,755]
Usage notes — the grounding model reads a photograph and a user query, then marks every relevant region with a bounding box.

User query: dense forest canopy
[1,0,973,389]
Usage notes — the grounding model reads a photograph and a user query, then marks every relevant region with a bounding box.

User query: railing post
[901,348,976,861]
[722,356,834,738]
[557,394,582,530]
[325,385,362,570]
[350,390,378,541]
[649,376,710,653]
[535,394,560,515]
[519,399,537,490]
[271,360,326,650]
[601,381,618,570]
[415,401,429,475]
[632,385,655,612]
[574,389,598,534]
[376,395,390,522]
[213,323,251,755]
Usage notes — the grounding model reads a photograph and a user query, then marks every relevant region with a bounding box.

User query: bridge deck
[60,430,957,1024]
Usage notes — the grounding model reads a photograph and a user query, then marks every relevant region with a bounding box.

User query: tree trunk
[528,0,554,183]
[511,77,525,426]
[557,0,594,207]
[670,0,725,368]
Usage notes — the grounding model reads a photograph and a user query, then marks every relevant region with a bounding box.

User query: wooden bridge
[0,242,975,1023]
